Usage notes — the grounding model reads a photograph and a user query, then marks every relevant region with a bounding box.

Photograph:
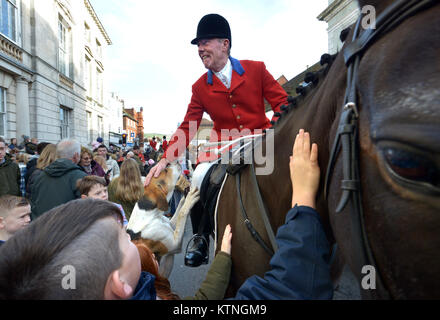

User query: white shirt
[214,58,232,89]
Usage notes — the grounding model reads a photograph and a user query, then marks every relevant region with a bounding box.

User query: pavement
[168,217,361,300]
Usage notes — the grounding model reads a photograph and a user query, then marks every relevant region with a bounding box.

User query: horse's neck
[257,52,347,229]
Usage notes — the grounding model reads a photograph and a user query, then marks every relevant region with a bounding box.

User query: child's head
[132,240,179,300]
[0,195,31,241]
[77,176,108,200]
[0,199,141,299]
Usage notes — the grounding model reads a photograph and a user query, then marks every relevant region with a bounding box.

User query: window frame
[97,115,104,139]
[0,0,21,44]
[59,106,70,140]
[96,67,103,104]
[0,87,7,138]
[58,15,72,78]
[86,111,92,143]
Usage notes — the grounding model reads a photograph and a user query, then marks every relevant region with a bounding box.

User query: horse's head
[138,162,182,212]
[328,1,440,299]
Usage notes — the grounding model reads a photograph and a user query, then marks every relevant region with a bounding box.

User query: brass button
[236,115,241,120]
[239,125,244,129]
[232,104,237,108]
[229,95,233,99]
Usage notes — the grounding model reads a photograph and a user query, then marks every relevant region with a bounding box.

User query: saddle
[197,162,247,234]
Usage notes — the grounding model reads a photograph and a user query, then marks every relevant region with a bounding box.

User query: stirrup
[185,234,208,253]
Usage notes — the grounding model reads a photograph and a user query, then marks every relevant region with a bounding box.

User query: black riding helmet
[191,13,231,48]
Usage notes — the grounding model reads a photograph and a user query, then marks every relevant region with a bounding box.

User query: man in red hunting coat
[145,14,288,267]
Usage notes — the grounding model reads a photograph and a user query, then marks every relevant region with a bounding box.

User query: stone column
[15,77,30,140]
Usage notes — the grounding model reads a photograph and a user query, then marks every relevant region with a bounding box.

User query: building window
[0,87,6,137]
[84,22,90,44]
[97,115,104,139]
[96,39,102,59]
[60,107,70,140]
[0,0,19,43]
[58,16,72,78]
[85,55,92,96]
[86,111,92,142]
[96,68,103,104]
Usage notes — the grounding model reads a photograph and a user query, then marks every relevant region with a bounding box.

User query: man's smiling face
[197,38,229,73]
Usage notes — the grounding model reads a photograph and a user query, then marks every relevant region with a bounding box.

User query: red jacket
[164,57,287,162]
[162,140,168,152]
[149,140,157,151]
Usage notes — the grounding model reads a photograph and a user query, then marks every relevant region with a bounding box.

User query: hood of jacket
[130,272,157,300]
[43,158,84,178]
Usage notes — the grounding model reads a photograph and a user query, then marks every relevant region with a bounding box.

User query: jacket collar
[130,272,157,300]
[207,57,244,85]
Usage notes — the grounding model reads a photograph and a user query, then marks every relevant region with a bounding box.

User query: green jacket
[184,252,232,300]
[107,176,137,220]
[0,158,21,197]
[30,158,87,220]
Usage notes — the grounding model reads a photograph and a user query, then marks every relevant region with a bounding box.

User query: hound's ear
[156,192,169,212]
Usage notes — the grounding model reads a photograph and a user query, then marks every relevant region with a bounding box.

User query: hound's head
[138,162,182,212]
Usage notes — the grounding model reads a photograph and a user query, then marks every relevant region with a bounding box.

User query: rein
[213,134,279,256]
[324,0,438,299]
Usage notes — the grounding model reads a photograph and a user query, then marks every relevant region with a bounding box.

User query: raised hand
[220,224,232,255]
[289,129,320,209]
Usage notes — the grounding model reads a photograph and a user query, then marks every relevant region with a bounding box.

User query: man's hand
[290,129,320,209]
[144,158,169,186]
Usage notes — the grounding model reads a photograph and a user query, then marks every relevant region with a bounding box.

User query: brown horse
[216,0,440,299]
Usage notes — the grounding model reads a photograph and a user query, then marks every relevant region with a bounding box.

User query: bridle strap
[324,0,438,299]
[344,0,437,66]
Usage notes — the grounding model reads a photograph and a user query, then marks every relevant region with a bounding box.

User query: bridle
[324,0,438,299]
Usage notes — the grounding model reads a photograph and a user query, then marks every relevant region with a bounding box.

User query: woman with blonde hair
[79,147,105,178]
[107,158,143,220]
[25,144,57,199]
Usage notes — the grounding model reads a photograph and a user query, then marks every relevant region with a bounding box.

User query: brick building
[123,108,137,147]
[135,107,144,148]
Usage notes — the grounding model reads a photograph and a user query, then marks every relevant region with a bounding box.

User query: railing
[0,33,23,62]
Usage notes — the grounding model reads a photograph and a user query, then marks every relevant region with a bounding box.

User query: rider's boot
[184,233,209,267]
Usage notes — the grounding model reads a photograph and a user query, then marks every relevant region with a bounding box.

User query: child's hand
[220,224,232,255]
[290,129,320,209]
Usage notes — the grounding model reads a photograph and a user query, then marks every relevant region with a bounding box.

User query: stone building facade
[0,0,114,148]
[107,91,124,146]
[318,0,359,54]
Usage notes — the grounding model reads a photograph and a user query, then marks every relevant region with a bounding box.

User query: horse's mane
[268,52,338,129]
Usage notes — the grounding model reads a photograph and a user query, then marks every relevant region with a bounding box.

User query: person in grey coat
[30,139,87,220]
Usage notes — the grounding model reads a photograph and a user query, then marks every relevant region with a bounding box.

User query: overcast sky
[90,0,329,135]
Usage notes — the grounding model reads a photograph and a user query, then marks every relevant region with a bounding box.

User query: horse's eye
[383,148,439,188]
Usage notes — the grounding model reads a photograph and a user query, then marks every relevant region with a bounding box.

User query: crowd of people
[0,13,335,300]
[0,129,333,300]
[0,135,187,221]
